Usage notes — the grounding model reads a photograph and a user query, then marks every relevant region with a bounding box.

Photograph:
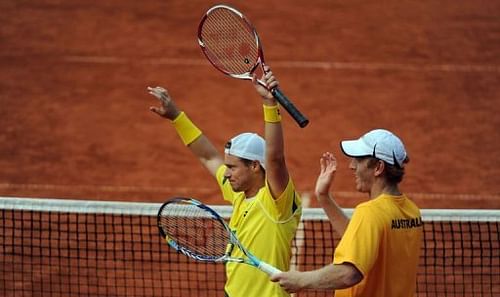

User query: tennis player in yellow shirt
[271,129,422,297]
[148,65,302,297]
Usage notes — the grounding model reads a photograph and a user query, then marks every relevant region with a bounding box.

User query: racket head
[198,5,264,80]
[157,197,232,262]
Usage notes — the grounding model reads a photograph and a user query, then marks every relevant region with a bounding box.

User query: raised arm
[148,86,224,177]
[252,66,289,199]
[315,152,349,236]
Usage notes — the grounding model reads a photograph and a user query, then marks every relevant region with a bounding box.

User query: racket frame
[197,5,309,128]
[158,197,228,262]
[198,5,265,85]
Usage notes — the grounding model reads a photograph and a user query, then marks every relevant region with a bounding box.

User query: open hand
[315,152,337,198]
[147,86,180,120]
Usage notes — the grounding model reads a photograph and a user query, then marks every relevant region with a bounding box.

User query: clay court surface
[1,0,499,209]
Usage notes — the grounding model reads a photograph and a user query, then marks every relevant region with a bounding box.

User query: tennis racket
[157,197,281,276]
[197,4,309,128]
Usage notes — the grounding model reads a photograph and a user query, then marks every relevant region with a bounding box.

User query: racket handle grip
[258,261,282,277]
[271,88,309,128]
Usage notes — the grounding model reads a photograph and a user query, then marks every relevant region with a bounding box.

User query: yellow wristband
[263,104,282,123]
[172,112,202,145]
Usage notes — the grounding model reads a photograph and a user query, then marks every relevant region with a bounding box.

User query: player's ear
[251,160,261,172]
[374,160,385,177]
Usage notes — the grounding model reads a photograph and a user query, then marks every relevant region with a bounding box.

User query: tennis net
[0,196,498,297]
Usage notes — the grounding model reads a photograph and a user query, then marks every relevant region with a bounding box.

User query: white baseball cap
[340,129,407,167]
[224,133,266,169]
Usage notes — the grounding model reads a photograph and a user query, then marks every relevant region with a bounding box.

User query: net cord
[1,196,499,221]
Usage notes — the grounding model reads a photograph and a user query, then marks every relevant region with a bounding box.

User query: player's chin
[354,181,364,193]
[230,183,242,192]
[355,183,370,193]
[353,178,360,189]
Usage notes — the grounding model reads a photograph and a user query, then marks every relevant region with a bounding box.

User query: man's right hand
[148,86,181,120]
[315,152,337,198]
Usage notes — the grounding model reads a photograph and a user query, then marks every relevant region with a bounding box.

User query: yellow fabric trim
[263,104,282,123]
[172,112,202,145]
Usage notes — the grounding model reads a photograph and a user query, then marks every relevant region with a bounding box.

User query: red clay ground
[1,0,499,209]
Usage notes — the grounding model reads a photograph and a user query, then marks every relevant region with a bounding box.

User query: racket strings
[200,8,259,75]
[158,203,230,258]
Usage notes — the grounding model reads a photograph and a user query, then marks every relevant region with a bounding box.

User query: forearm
[298,264,362,291]
[317,193,349,236]
[170,112,222,176]
[263,100,288,196]
[187,134,223,175]
[263,99,284,159]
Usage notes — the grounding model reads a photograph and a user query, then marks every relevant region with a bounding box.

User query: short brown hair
[365,156,409,184]
[240,158,265,172]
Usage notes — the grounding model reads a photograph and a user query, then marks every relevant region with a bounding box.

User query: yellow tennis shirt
[333,194,422,297]
[216,165,302,297]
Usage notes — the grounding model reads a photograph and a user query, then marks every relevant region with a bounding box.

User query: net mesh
[199,6,259,75]
[1,197,499,297]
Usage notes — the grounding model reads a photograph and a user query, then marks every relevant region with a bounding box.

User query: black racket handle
[271,88,309,128]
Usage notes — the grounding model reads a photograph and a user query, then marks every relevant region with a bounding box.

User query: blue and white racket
[157,197,281,276]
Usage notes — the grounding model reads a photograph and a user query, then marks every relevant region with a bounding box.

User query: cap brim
[340,139,372,158]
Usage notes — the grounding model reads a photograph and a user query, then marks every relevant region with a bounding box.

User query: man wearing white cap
[148,65,301,297]
[271,129,422,297]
